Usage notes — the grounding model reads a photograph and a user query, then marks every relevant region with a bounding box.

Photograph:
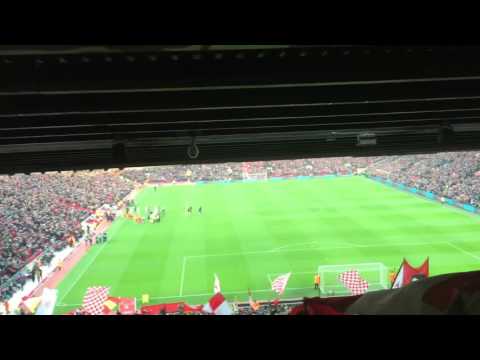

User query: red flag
[102,297,137,315]
[392,258,429,289]
[119,298,136,315]
[202,293,233,315]
[140,302,202,315]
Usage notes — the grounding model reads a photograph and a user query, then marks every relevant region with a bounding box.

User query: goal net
[243,172,268,181]
[317,262,389,297]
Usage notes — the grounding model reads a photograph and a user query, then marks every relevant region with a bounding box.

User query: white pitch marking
[269,271,315,278]
[58,243,109,305]
[267,274,273,285]
[273,241,318,251]
[447,242,480,262]
[185,240,476,260]
[179,257,187,297]
[158,286,316,300]
[57,239,480,308]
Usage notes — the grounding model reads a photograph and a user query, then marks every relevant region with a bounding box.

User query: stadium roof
[2,45,480,174]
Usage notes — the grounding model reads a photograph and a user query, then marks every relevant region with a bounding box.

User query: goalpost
[243,171,268,181]
[317,262,389,296]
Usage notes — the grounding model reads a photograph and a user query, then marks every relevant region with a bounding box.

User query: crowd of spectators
[365,151,480,207]
[122,163,244,184]
[59,298,300,316]
[235,300,301,315]
[121,157,380,184]
[164,301,298,315]
[0,171,133,301]
[2,151,480,304]
[264,157,379,178]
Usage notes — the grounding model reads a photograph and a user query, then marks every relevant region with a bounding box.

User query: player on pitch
[314,273,321,290]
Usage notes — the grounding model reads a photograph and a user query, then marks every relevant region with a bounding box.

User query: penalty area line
[57,243,109,305]
[446,242,480,262]
[186,240,479,259]
[179,257,187,297]
[272,241,318,251]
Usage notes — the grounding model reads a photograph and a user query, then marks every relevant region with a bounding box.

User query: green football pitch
[54,176,480,314]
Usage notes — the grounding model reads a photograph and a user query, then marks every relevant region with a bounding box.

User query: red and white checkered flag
[272,273,291,295]
[339,270,369,296]
[81,287,110,315]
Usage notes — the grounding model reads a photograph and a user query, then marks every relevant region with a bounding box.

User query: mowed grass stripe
[55,176,480,313]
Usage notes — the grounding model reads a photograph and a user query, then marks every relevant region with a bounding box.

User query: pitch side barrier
[192,173,354,186]
[366,175,478,215]
[236,298,303,311]
[145,174,355,187]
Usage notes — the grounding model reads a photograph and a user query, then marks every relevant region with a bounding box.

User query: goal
[317,262,389,296]
[243,172,268,181]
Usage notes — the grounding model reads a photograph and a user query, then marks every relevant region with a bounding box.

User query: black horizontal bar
[0,46,480,93]
[3,78,480,118]
[1,131,480,174]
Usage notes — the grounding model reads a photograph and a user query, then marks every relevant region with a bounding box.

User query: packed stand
[0,171,133,301]
[265,157,379,178]
[122,164,245,184]
[121,157,379,184]
[366,151,480,207]
[235,300,301,315]
[159,300,299,315]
